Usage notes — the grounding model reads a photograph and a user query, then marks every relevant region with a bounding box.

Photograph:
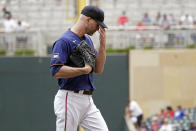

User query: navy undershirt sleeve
[50,65,62,76]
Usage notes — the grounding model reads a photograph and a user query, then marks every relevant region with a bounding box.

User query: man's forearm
[54,65,91,78]
[94,46,106,74]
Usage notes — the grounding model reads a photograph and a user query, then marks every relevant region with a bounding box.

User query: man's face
[86,18,99,36]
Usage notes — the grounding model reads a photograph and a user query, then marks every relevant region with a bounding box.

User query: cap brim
[96,20,108,28]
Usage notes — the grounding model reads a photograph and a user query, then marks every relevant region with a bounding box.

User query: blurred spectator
[117,11,129,26]
[124,100,137,131]
[158,109,166,121]
[135,21,154,46]
[159,118,173,131]
[153,12,161,26]
[168,13,177,26]
[129,100,143,129]
[180,13,193,27]
[190,20,196,44]
[174,105,185,120]
[190,121,196,131]
[15,20,30,49]
[151,115,159,131]
[160,14,170,30]
[3,12,17,32]
[139,121,149,131]
[15,20,31,32]
[175,21,186,46]
[165,106,174,118]
[136,21,146,31]
[142,13,151,26]
[2,7,12,19]
[135,21,146,44]
[176,31,185,45]
[175,20,184,29]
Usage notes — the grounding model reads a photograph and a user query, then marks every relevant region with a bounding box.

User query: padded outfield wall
[0,55,129,131]
[2,49,196,130]
[129,49,196,118]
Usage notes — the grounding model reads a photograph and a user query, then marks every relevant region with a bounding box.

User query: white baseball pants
[54,90,109,131]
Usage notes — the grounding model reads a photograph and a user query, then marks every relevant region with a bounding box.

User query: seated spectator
[136,21,146,31]
[158,109,166,121]
[159,118,173,131]
[135,21,146,43]
[165,106,174,118]
[142,13,151,26]
[175,20,184,29]
[180,13,193,28]
[151,115,159,131]
[3,13,17,32]
[118,11,129,26]
[139,121,149,131]
[15,20,31,32]
[190,20,196,44]
[160,14,170,30]
[168,13,177,26]
[190,121,196,131]
[174,21,185,46]
[153,12,161,26]
[174,105,185,120]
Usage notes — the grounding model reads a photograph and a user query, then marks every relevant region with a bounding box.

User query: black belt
[74,90,93,95]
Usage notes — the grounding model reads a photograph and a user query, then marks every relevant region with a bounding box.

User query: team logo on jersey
[53,53,59,59]
[73,40,76,43]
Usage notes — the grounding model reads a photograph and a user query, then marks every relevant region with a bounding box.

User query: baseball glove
[70,40,96,71]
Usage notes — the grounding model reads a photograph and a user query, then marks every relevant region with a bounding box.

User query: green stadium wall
[0,55,129,131]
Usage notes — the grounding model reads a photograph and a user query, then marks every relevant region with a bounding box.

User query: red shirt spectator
[165,106,174,118]
[136,21,146,31]
[118,16,128,25]
[118,11,129,25]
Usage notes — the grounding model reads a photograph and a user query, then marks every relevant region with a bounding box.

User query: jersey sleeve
[50,65,62,76]
[50,39,70,66]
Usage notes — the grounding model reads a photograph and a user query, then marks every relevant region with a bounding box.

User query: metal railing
[0,29,46,56]
[1,26,196,57]
[92,26,196,49]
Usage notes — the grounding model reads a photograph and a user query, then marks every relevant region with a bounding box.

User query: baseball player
[50,5,108,131]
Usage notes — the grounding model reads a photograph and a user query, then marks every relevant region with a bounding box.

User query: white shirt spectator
[15,20,30,31]
[3,18,17,32]
[129,100,143,117]
[180,14,193,25]
[159,118,173,131]
[159,124,173,131]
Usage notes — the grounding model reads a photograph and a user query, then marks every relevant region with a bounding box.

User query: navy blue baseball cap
[81,5,107,28]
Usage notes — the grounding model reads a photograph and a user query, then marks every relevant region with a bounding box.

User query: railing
[1,26,196,56]
[0,29,46,56]
[92,26,196,49]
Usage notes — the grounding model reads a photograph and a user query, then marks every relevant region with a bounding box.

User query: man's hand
[94,26,106,74]
[98,26,106,47]
[83,64,92,74]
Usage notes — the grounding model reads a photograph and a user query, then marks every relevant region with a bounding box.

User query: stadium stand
[145,107,196,131]
[0,0,196,56]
